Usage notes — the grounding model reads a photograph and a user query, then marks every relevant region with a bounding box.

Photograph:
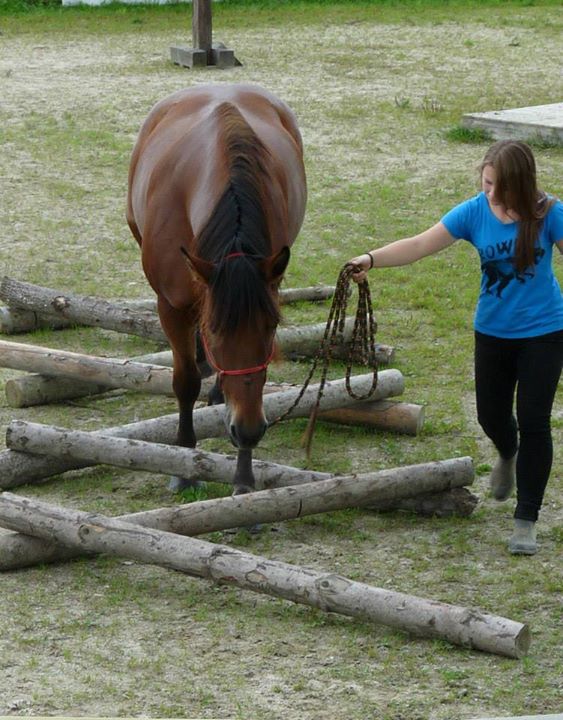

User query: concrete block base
[170,42,241,69]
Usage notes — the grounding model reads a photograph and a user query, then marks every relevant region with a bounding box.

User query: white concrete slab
[462,102,563,144]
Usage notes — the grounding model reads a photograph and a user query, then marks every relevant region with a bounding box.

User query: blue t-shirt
[441,192,563,338]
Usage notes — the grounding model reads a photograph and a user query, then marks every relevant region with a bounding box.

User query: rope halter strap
[200,330,275,379]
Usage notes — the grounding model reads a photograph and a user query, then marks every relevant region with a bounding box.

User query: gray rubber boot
[489,454,516,501]
[508,519,537,555]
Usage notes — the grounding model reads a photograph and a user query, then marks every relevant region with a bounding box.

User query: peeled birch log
[0,369,404,487]
[0,492,530,658]
[0,456,473,571]
[0,281,339,335]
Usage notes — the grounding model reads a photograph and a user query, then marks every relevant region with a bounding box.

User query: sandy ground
[0,8,562,719]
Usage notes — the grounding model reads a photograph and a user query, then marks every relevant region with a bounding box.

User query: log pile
[0,277,504,656]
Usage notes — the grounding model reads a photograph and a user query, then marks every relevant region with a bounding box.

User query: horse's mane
[196,102,280,335]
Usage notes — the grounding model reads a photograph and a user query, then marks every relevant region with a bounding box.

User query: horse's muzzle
[229,419,268,449]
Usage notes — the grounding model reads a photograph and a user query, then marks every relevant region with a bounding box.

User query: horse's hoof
[232,484,254,496]
[168,476,206,492]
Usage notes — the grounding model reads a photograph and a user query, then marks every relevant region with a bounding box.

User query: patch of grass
[0,2,562,719]
[446,125,494,144]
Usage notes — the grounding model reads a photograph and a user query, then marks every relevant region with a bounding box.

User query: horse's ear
[262,245,290,282]
[180,246,214,284]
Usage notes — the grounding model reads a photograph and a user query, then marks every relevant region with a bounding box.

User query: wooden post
[169,0,240,69]
[0,492,530,658]
[192,0,212,54]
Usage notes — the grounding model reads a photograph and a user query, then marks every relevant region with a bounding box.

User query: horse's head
[182,245,290,449]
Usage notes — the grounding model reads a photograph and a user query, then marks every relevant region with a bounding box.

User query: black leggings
[474,330,563,522]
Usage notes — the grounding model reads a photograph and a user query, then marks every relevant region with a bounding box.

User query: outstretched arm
[348,222,456,282]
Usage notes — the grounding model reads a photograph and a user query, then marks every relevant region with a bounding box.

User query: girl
[348,140,563,555]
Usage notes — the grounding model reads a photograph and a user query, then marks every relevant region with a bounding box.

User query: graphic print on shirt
[479,236,545,298]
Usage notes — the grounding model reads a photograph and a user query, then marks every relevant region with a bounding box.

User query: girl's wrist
[366,251,374,269]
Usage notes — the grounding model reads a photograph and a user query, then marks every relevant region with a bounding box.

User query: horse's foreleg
[233,448,262,533]
[232,448,256,496]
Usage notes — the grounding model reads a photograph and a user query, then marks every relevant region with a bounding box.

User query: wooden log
[4,374,112,407]
[0,339,174,395]
[6,420,472,492]
[370,486,479,518]
[5,420,331,490]
[0,306,72,334]
[0,286,339,335]
[0,276,166,341]
[0,275,392,361]
[319,400,424,436]
[0,455,473,571]
[0,369,404,487]
[0,492,530,658]
[4,419,476,517]
[3,349,179,407]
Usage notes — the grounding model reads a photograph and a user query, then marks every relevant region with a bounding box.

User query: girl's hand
[347,253,373,283]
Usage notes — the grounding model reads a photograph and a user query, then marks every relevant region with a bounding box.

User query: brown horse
[126,84,307,494]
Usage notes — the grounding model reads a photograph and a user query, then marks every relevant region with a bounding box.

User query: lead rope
[271,263,379,459]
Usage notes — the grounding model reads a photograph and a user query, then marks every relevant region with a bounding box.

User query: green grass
[0,0,562,718]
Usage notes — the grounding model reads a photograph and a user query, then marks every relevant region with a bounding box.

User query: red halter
[201,250,275,378]
[200,331,275,378]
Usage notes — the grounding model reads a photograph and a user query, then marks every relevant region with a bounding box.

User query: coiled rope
[272,263,379,458]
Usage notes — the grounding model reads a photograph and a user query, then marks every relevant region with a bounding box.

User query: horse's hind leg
[157,298,203,492]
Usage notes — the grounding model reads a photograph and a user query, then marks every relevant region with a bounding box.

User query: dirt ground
[0,6,562,720]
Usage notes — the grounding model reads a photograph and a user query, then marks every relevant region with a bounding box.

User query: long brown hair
[480,140,555,273]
